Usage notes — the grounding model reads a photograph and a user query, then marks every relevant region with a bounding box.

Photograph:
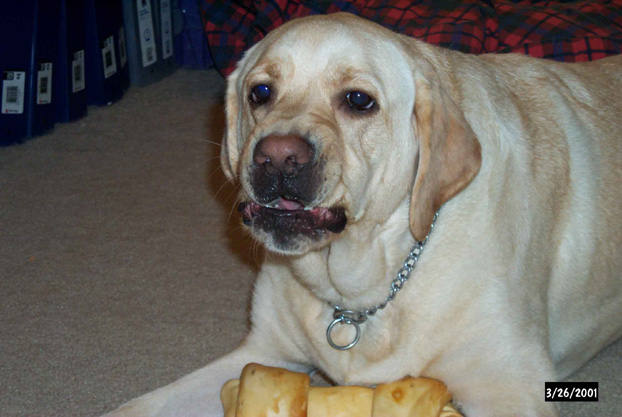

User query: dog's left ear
[220,67,242,181]
[409,77,481,241]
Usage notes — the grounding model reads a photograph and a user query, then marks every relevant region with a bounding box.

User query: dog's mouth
[238,198,347,235]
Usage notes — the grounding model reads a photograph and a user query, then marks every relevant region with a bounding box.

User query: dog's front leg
[101,335,310,417]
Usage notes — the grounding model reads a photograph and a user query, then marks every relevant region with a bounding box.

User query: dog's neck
[288,203,415,310]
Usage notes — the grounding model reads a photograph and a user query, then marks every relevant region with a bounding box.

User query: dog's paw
[100,399,160,417]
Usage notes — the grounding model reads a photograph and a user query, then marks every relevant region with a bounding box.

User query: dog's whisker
[226,194,242,224]
[203,139,224,148]
[204,156,223,162]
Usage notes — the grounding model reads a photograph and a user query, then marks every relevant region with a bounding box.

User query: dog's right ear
[409,76,481,242]
[220,67,242,181]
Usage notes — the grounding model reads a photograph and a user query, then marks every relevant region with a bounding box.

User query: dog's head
[221,13,481,255]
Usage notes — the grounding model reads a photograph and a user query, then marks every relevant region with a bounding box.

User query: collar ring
[326,316,361,350]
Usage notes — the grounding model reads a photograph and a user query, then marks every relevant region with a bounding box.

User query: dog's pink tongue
[277,198,304,210]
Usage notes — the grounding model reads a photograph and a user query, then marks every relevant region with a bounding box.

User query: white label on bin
[137,0,157,67]
[37,62,53,105]
[2,71,26,114]
[118,27,128,68]
[160,0,173,59]
[102,36,118,79]
[72,50,85,92]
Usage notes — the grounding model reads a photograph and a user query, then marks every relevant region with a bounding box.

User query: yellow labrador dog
[105,13,622,417]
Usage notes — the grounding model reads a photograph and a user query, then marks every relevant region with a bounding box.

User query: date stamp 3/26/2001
[545,382,599,402]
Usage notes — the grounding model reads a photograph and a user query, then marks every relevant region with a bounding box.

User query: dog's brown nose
[253,135,312,176]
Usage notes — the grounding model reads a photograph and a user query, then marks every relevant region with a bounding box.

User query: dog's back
[543,55,622,377]
[456,52,622,378]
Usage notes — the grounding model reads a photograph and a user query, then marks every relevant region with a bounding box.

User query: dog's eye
[250,84,271,104]
[346,91,375,111]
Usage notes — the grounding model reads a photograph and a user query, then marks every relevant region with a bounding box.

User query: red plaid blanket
[203,0,622,76]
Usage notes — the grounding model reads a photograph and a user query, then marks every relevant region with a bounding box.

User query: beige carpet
[0,69,620,417]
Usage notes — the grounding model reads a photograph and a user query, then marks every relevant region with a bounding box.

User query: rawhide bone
[221,363,463,417]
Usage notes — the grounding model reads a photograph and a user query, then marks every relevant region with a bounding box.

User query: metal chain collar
[326,211,439,350]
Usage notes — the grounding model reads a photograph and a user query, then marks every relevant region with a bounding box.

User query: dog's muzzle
[240,134,347,249]
[239,200,347,235]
